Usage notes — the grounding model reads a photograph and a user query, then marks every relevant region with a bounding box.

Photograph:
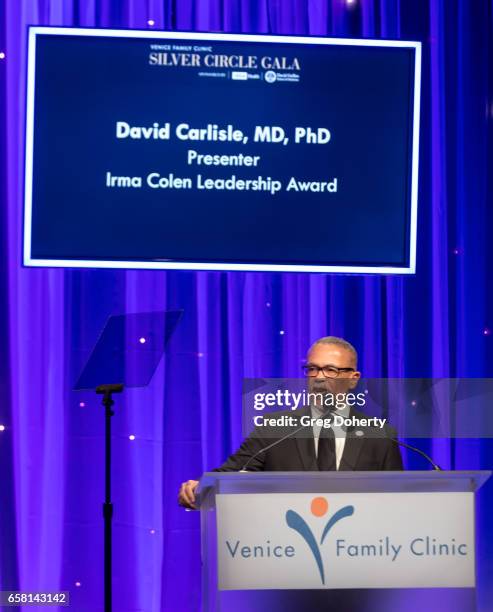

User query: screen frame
[23,26,421,275]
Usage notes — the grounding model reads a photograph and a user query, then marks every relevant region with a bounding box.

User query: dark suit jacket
[215,406,403,472]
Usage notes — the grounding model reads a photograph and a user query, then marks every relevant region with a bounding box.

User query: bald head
[307,336,358,368]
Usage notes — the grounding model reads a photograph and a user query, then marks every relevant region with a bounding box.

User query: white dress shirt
[311,403,349,470]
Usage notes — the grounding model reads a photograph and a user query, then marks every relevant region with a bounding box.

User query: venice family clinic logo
[286,497,354,584]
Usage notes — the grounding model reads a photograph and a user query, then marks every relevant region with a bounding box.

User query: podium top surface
[198,470,491,497]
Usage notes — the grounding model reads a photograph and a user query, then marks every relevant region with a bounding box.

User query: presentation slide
[24,29,420,273]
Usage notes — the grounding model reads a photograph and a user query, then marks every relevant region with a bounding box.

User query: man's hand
[178,479,199,509]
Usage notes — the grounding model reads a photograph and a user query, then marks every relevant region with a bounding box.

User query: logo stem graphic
[286,498,354,585]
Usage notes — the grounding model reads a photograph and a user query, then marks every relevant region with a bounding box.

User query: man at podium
[178,336,402,509]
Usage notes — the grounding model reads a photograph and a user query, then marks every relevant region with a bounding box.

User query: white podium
[198,471,490,612]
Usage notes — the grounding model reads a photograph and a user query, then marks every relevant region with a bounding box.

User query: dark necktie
[317,425,336,471]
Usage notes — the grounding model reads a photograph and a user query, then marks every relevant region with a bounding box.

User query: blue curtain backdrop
[1,0,493,610]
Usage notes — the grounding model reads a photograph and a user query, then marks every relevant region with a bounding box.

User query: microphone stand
[96,383,124,612]
[390,437,442,471]
[240,407,335,472]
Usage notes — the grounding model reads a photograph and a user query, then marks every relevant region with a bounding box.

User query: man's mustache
[310,383,344,393]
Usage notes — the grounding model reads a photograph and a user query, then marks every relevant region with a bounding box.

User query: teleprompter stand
[97,383,123,612]
[75,311,182,612]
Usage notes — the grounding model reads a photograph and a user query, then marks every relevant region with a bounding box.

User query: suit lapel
[338,434,365,470]
[294,407,318,470]
[295,435,318,470]
[338,408,366,471]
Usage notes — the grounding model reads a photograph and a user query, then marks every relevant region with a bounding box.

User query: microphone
[389,437,442,471]
[239,408,334,472]
[358,426,442,471]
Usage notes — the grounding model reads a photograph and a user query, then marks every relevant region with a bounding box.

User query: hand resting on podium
[178,479,199,509]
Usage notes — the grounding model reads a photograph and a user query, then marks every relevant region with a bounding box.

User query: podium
[198,471,490,612]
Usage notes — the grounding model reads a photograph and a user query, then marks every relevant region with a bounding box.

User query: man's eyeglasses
[302,364,355,378]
